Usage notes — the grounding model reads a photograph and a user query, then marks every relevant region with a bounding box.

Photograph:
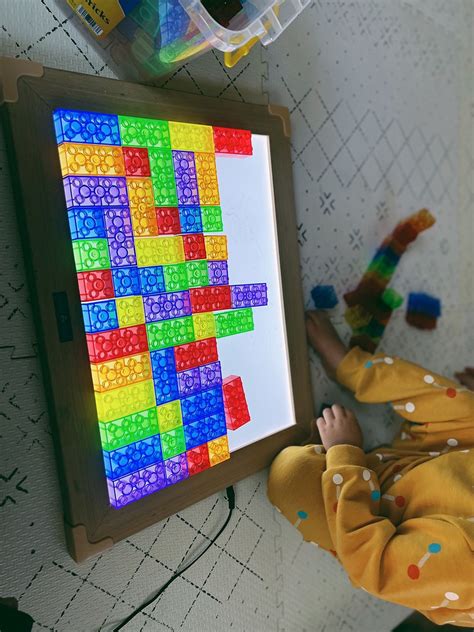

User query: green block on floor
[201,206,223,232]
[185,260,209,288]
[215,308,254,338]
[147,316,195,350]
[163,263,188,291]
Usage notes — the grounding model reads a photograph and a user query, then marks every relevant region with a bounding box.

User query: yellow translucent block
[169,121,215,153]
[135,236,185,267]
[127,178,158,237]
[127,177,155,208]
[192,313,216,340]
[156,400,183,433]
[195,152,220,206]
[204,235,228,260]
[58,142,125,176]
[90,353,152,393]
[208,435,230,466]
[95,379,156,422]
[116,296,145,327]
[344,305,372,329]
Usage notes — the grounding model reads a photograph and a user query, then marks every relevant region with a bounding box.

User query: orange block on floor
[222,375,251,430]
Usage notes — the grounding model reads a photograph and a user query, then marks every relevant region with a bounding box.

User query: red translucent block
[182,233,207,260]
[122,147,151,177]
[156,206,181,235]
[186,443,211,476]
[213,126,252,155]
[86,324,149,363]
[344,276,387,308]
[174,337,218,371]
[392,222,418,247]
[77,269,114,302]
[405,312,438,330]
[189,285,232,313]
[222,375,251,431]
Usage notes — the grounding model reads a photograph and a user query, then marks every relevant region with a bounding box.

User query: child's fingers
[331,404,344,418]
[316,416,326,430]
[322,407,335,423]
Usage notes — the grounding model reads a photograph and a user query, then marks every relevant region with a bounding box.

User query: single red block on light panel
[174,337,218,371]
[223,375,251,430]
[122,146,151,176]
[156,207,181,235]
[182,233,206,260]
[189,285,232,313]
[186,444,211,476]
[77,270,114,302]
[213,126,253,155]
[86,324,149,363]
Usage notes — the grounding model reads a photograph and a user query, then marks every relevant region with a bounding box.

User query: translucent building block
[53,109,121,145]
[163,263,188,292]
[118,115,171,149]
[367,257,397,280]
[112,267,141,297]
[107,461,167,508]
[149,149,178,206]
[180,386,224,424]
[311,284,338,309]
[192,313,216,340]
[103,207,137,268]
[95,379,156,422]
[212,126,252,155]
[63,176,128,208]
[144,290,191,322]
[174,337,218,371]
[139,266,166,295]
[182,234,206,260]
[160,426,186,460]
[178,206,203,233]
[123,146,151,176]
[382,288,404,310]
[91,352,152,392]
[146,316,195,351]
[77,270,114,302]
[82,299,118,334]
[150,348,179,404]
[189,285,232,313]
[230,283,268,308]
[156,206,181,235]
[177,367,201,397]
[391,222,418,248]
[184,260,209,288]
[201,206,223,233]
[194,152,220,206]
[215,308,254,338]
[186,443,211,476]
[73,239,110,272]
[206,412,227,441]
[67,207,106,241]
[164,453,189,484]
[59,142,125,177]
[99,407,159,451]
[223,375,251,430]
[172,151,199,205]
[207,435,230,467]
[199,361,222,390]
[406,208,436,233]
[344,305,372,330]
[103,435,163,479]
[156,400,183,433]
[169,122,214,153]
[183,419,210,450]
[407,292,441,317]
[116,296,145,327]
[207,261,229,286]
[405,312,438,330]
[127,178,158,237]
[86,324,149,363]
[204,235,227,260]
[135,236,185,266]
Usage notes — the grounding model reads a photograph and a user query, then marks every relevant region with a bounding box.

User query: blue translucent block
[199,362,222,389]
[311,284,339,309]
[63,176,129,208]
[82,300,118,333]
[111,267,141,297]
[177,367,201,396]
[231,283,268,308]
[181,386,224,425]
[183,418,210,450]
[140,266,166,295]
[53,108,121,145]
[206,411,227,441]
[374,245,400,266]
[407,292,441,317]
[150,348,179,404]
[68,207,106,240]
[103,435,163,480]
[178,206,203,233]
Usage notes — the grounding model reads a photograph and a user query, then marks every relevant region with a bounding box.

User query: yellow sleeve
[322,445,473,611]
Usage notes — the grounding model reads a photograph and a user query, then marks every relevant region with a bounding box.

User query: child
[268,311,474,627]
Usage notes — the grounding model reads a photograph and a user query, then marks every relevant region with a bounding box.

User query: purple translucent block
[164,453,189,484]
[107,461,167,508]
[231,283,268,308]
[178,367,201,396]
[172,151,199,206]
[199,361,222,389]
[103,207,137,267]
[208,260,229,286]
[63,176,128,208]
[143,290,191,322]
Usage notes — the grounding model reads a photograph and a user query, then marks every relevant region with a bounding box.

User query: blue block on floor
[407,292,441,317]
[311,285,338,309]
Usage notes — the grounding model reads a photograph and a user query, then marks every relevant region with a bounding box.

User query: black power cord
[112,486,236,632]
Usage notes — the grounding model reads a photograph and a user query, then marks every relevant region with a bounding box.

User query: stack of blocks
[406,292,441,330]
[54,109,267,508]
[343,209,435,352]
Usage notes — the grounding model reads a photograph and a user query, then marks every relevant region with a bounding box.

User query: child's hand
[316,404,363,451]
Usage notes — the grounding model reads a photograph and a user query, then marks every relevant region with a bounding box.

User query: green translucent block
[201,206,223,232]
[368,257,396,279]
[215,308,254,338]
[146,316,195,350]
[357,319,385,338]
[152,176,178,207]
[149,149,178,206]
[163,263,188,291]
[382,287,404,310]
[73,239,110,272]
[99,407,159,451]
[185,260,209,288]
[160,426,186,460]
[118,115,171,149]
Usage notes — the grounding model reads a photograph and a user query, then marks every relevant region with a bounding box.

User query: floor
[0,1,472,631]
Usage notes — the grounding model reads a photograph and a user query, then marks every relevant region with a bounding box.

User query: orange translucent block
[90,352,152,392]
[204,235,227,260]
[127,177,159,237]
[407,208,436,233]
[58,142,125,176]
[95,379,156,422]
[194,152,220,206]
[169,121,214,153]
[207,435,230,466]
